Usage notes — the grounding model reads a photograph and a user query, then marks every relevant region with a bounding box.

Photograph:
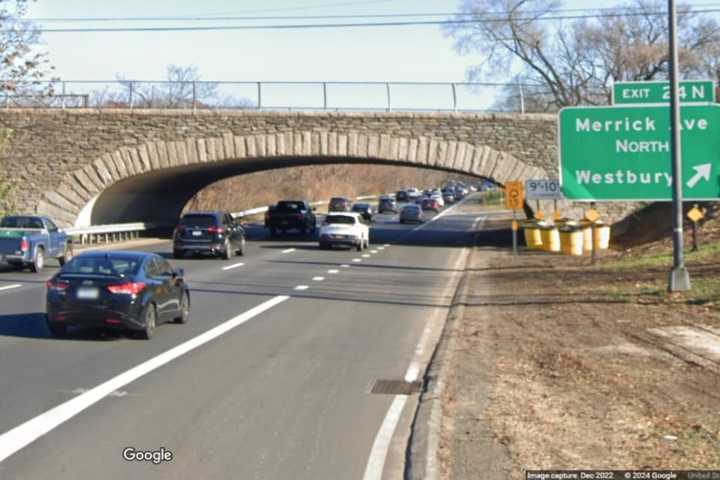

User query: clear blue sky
[27,0,611,82]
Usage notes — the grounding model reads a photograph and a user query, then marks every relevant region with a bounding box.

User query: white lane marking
[0,284,22,292]
[0,295,290,463]
[70,388,128,398]
[352,259,362,263]
[363,226,478,480]
[370,250,378,254]
[377,247,385,251]
[328,269,339,274]
[312,276,325,282]
[294,285,309,291]
[340,264,350,268]
[383,244,390,247]
[361,254,370,258]
[221,262,245,271]
[282,248,296,254]
[362,395,408,480]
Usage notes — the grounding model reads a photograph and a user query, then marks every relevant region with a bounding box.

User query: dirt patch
[440,241,720,479]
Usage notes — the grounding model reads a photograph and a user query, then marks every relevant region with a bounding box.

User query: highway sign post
[559,104,720,201]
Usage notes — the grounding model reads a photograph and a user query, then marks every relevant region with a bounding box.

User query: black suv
[265,200,317,236]
[173,211,245,259]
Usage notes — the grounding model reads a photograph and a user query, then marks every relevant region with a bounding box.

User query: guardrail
[65,222,151,245]
[231,194,387,219]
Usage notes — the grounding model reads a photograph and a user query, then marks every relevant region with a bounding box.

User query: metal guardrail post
[61,82,66,109]
[386,83,392,112]
[192,81,197,112]
[257,82,262,109]
[518,82,526,114]
[322,82,328,110]
[129,82,134,109]
[451,83,457,112]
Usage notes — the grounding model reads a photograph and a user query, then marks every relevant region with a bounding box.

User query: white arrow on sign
[686,163,712,189]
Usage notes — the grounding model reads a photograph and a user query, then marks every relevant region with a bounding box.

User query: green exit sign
[613,80,715,105]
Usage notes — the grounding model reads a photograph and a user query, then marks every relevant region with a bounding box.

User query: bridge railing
[0,80,563,113]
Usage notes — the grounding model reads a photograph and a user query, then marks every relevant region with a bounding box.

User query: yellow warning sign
[687,207,704,223]
[584,209,600,223]
[504,181,524,210]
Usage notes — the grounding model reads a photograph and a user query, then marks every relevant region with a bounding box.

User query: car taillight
[20,238,29,252]
[46,279,70,291]
[107,282,145,295]
[207,226,224,234]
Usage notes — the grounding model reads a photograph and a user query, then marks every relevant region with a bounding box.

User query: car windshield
[60,256,142,277]
[276,202,304,211]
[352,204,369,211]
[179,215,217,228]
[0,217,44,229]
[325,215,356,225]
[403,206,420,212]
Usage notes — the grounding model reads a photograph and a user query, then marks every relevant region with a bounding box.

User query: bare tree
[0,0,54,94]
[446,0,720,109]
[117,65,219,108]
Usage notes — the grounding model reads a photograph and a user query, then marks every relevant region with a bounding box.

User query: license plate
[192,230,202,236]
[77,287,99,300]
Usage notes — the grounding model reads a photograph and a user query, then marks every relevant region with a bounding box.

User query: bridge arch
[37,129,549,227]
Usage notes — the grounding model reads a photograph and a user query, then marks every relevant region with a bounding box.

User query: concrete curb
[403,228,478,480]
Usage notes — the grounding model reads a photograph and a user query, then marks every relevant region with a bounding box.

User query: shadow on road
[0,312,126,341]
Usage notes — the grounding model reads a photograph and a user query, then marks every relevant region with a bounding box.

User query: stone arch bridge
[0,109,573,227]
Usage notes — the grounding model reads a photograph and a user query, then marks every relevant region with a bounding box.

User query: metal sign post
[667,0,691,292]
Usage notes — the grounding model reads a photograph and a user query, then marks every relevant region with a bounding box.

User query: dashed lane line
[282,248,296,254]
[0,284,22,292]
[221,262,245,271]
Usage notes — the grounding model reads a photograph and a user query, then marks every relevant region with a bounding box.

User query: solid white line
[362,395,409,480]
[0,295,290,464]
[328,269,339,274]
[0,284,22,292]
[281,248,296,254]
[362,222,480,480]
[312,276,325,281]
[221,262,245,271]
[294,285,309,291]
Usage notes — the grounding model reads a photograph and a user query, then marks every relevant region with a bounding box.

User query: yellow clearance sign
[504,181,525,210]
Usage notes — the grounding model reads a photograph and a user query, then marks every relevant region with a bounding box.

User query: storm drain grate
[370,379,422,395]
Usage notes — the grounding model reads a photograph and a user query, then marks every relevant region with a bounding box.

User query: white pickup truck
[318,212,370,251]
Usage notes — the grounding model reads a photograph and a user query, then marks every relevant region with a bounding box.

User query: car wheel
[319,242,328,250]
[138,304,157,340]
[175,292,190,324]
[30,247,45,273]
[47,321,66,338]
[222,239,233,260]
[270,227,277,237]
[58,242,73,266]
[236,236,245,256]
[356,241,363,252]
[300,226,307,236]
[173,249,184,259]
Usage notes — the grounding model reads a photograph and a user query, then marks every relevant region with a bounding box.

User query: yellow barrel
[522,221,543,249]
[580,220,593,252]
[593,222,611,250]
[539,226,560,252]
[559,227,584,256]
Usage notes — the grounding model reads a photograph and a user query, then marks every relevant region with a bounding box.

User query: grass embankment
[600,233,720,307]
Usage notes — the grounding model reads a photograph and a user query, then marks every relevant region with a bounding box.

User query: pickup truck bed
[0,216,73,272]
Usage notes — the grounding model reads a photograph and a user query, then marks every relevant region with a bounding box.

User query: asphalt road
[0,196,500,480]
